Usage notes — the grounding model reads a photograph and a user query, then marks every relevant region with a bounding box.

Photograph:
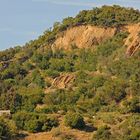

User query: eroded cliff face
[125,23,140,56]
[52,25,117,50]
[51,24,140,56]
[52,73,75,89]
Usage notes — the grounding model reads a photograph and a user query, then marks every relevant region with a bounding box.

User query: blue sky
[0,0,140,50]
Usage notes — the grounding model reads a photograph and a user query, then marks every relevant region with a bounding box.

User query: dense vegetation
[0,117,17,140]
[0,5,140,140]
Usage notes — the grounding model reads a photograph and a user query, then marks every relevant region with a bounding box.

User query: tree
[96,79,127,103]
[0,118,17,140]
[32,70,45,88]
[64,112,85,129]
[13,112,59,132]
[24,120,41,133]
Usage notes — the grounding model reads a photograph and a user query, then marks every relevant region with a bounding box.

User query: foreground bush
[92,125,111,140]
[13,112,59,133]
[64,112,85,129]
[0,118,17,140]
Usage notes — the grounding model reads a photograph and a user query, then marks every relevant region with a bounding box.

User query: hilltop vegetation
[0,5,139,56]
[0,5,140,140]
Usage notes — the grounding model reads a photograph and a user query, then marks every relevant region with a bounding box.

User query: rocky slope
[51,24,140,56]
[52,25,117,50]
[0,5,140,140]
[52,73,75,89]
[125,23,140,56]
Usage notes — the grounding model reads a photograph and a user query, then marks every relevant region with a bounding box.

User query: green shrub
[64,112,85,129]
[32,70,45,88]
[118,115,140,140]
[92,125,112,140]
[41,117,59,131]
[13,112,59,133]
[89,75,106,90]
[0,118,17,140]
[24,119,41,133]
[96,79,127,103]
[121,97,140,113]
[45,69,60,78]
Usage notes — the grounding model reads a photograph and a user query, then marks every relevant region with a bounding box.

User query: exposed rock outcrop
[53,25,117,50]
[51,24,140,56]
[125,24,140,56]
[52,73,75,89]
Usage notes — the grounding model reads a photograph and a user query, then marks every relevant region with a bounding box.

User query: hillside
[53,25,116,49]
[0,5,140,140]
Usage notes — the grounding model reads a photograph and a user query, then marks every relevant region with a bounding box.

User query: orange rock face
[125,24,140,56]
[53,25,116,50]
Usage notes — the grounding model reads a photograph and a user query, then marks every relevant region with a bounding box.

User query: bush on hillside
[64,112,85,129]
[13,112,59,133]
[92,125,112,140]
[0,118,17,140]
